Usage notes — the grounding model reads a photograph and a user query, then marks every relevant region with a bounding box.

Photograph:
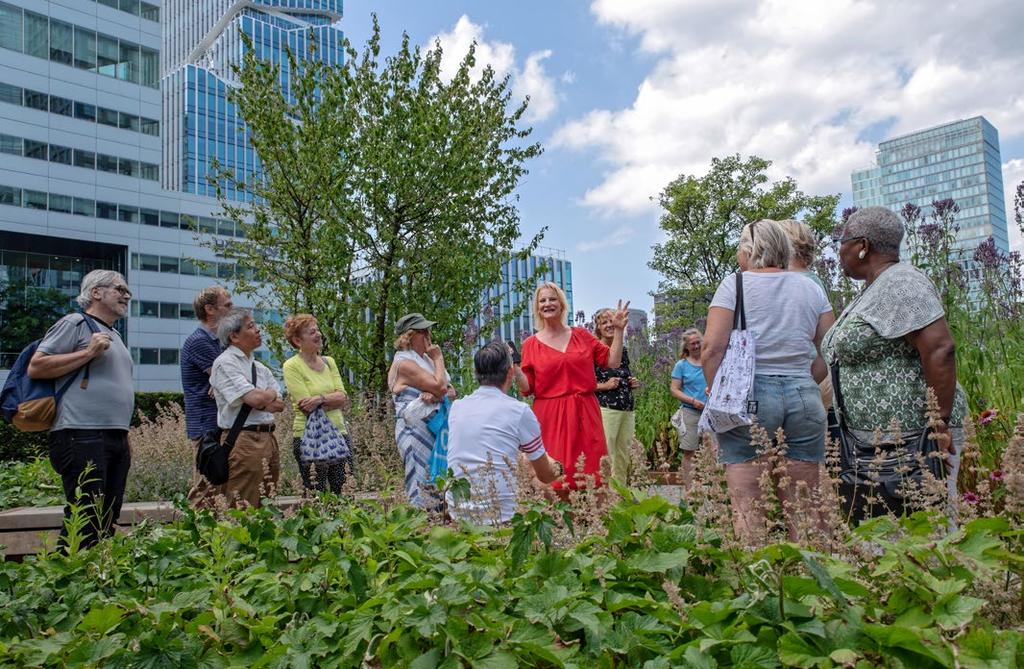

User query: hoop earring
[858,250,867,260]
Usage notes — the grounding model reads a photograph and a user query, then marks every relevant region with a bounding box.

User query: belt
[241,424,275,433]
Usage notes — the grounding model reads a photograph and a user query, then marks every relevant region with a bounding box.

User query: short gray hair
[738,219,793,269]
[76,269,126,309]
[474,341,512,387]
[217,307,252,348]
[844,206,903,256]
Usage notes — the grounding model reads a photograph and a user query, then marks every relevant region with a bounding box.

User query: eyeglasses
[835,235,865,246]
[101,284,132,298]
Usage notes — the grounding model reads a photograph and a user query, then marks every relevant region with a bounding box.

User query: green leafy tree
[0,280,70,357]
[649,154,838,329]
[211,17,544,399]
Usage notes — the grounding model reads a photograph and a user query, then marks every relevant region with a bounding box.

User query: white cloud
[556,0,1024,214]
[429,16,560,122]
[576,226,635,253]
[561,70,577,85]
[1004,159,1024,254]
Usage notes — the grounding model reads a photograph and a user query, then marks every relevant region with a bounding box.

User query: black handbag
[196,363,256,486]
[830,361,946,520]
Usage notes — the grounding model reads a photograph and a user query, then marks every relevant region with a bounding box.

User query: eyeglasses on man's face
[836,235,865,246]
[101,284,132,298]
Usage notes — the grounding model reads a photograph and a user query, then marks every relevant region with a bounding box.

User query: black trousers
[48,429,131,550]
[291,437,352,495]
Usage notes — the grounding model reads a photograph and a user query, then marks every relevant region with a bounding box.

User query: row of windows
[132,300,196,320]
[0,82,159,136]
[131,252,257,282]
[131,347,274,366]
[0,132,159,180]
[0,183,246,237]
[0,2,159,89]
[92,0,159,21]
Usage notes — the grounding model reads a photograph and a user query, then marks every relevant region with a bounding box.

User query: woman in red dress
[514,282,630,488]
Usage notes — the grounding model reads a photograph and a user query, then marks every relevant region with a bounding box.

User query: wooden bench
[0,496,307,559]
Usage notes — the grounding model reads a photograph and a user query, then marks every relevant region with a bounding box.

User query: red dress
[521,327,609,488]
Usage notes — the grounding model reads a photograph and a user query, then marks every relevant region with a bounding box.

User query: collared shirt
[445,385,546,524]
[210,345,281,429]
[180,325,222,438]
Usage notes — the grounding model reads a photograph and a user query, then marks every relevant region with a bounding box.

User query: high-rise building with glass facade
[474,249,573,345]
[0,0,344,390]
[851,116,1009,254]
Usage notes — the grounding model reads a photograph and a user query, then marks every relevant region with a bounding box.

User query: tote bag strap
[732,271,747,331]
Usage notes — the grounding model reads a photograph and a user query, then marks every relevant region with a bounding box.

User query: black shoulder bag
[830,360,945,520]
[196,363,257,486]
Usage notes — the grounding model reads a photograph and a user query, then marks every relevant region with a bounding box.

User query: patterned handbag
[699,271,756,434]
[299,407,351,464]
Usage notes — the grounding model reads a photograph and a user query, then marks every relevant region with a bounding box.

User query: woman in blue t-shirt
[669,328,708,488]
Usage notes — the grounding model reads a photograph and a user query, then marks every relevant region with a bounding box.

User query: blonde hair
[532,282,569,330]
[592,308,612,335]
[737,219,793,269]
[679,328,703,358]
[283,313,317,349]
[778,218,818,267]
[192,286,229,323]
[394,329,415,351]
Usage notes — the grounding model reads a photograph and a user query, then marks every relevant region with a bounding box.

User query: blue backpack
[0,313,101,432]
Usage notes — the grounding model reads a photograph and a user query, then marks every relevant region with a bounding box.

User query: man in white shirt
[446,341,563,524]
[208,308,285,508]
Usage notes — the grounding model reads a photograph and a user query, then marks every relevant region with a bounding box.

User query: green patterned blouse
[822,264,965,434]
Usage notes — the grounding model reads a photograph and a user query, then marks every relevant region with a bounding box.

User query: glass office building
[161,0,344,200]
[474,249,574,345]
[0,0,344,389]
[851,116,1009,254]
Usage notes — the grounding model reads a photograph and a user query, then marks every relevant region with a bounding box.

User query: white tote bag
[699,272,756,434]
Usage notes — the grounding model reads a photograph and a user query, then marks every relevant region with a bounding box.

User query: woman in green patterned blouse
[822,206,964,499]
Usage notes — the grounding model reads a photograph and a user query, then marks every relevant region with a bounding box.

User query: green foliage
[649,154,839,329]
[0,393,183,463]
[0,458,62,509]
[626,328,681,464]
[2,493,1019,667]
[211,17,544,400]
[0,280,71,357]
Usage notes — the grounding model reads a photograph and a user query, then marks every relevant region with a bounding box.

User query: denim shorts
[717,374,826,465]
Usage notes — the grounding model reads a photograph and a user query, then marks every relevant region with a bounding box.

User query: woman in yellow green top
[282,314,352,493]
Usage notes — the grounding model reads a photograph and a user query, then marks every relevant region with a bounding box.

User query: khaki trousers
[188,431,280,509]
[600,407,635,483]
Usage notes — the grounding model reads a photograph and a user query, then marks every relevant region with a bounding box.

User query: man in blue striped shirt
[180,286,232,506]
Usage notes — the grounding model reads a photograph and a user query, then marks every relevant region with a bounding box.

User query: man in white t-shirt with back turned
[445,341,562,524]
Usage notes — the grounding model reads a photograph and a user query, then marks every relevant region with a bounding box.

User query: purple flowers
[962,491,980,505]
[990,469,1004,482]
[972,237,1004,271]
[978,408,999,426]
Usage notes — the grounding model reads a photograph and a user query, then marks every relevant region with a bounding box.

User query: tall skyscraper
[474,248,574,345]
[0,0,343,390]
[851,116,1009,254]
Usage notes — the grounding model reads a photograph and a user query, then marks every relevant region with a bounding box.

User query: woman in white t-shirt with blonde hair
[701,219,834,544]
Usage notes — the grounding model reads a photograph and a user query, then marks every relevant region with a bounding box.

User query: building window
[96,201,117,220]
[0,134,20,156]
[96,34,118,78]
[140,3,159,22]
[24,139,47,160]
[141,48,158,88]
[159,256,179,273]
[138,254,159,272]
[48,194,72,213]
[0,3,22,52]
[49,19,72,65]
[23,12,48,60]
[49,95,73,117]
[0,184,21,206]
[160,349,179,365]
[140,162,159,181]
[119,42,140,84]
[140,117,159,136]
[97,153,118,173]
[118,112,140,133]
[117,205,139,224]
[117,158,139,177]
[73,197,94,217]
[159,303,179,319]
[97,106,119,127]
[48,144,72,165]
[73,149,96,169]
[0,82,18,105]
[140,208,159,226]
[74,101,96,122]
[159,211,179,229]
[23,89,47,111]
[74,26,96,71]
[23,189,47,210]
[139,348,159,364]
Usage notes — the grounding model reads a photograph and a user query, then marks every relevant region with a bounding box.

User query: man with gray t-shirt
[28,269,134,549]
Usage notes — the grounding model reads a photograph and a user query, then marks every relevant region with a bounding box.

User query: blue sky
[341,0,1024,321]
